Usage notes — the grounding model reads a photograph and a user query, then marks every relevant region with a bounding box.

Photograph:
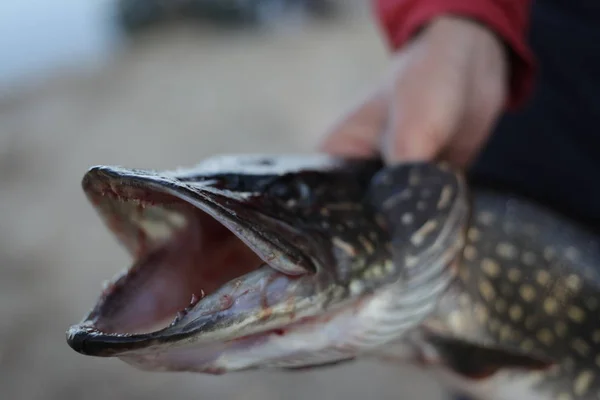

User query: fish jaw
[71,273,450,375]
[67,265,355,374]
[66,158,390,371]
[95,292,374,374]
[66,155,469,374]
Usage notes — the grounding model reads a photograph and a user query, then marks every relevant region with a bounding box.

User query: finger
[442,100,502,168]
[444,58,507,167]
[319,88,388,158]
[381,37,470,165]
[383,70,467,165]
[438,19,509,167]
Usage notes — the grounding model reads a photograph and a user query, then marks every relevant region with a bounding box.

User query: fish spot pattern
[446,192,600,399]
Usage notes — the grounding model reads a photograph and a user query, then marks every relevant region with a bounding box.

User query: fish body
[383,190,600,400]
[66,154,600,399]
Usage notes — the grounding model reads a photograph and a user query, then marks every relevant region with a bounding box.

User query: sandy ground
[0,8,447,400]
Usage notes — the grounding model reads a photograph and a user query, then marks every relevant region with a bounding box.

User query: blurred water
[0,0,121,91]
[0,0,352,93]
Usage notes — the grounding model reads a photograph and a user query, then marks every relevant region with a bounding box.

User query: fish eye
[255,158,274,166]
[267,178,313,207]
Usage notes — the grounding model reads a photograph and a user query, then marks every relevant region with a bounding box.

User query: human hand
[320,16,510,168]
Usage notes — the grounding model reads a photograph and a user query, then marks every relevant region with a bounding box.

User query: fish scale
[425,191,600,400]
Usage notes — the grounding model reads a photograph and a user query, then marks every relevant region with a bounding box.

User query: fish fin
[423,332,556,380]
[367,163,468,270]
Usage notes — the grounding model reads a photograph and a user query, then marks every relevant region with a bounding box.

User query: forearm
[372,0,535,108]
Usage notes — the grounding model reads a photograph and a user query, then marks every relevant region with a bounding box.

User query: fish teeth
[170,292,206,327]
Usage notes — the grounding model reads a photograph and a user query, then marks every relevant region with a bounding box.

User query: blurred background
[0,1,446,399]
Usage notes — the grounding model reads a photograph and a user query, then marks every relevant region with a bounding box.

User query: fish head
[66,154,468,373]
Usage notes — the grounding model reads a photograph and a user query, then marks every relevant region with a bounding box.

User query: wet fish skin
[66,155,467,373]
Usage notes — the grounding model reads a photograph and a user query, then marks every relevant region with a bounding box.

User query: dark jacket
[374,0,600,230]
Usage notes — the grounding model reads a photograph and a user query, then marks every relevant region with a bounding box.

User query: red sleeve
[373,0,536,109]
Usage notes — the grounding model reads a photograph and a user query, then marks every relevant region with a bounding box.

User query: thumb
[382,70,467,165]
[381,30,470,165]
[319,89,388,158]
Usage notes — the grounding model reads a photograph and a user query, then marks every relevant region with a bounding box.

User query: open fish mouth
[66,165,327,358]
[66,157,469,374]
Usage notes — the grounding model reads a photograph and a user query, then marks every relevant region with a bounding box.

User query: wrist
[427,15,509,80]
[428,15,507,54]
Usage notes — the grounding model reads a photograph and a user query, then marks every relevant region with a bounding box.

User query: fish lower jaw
[103,286,424,374]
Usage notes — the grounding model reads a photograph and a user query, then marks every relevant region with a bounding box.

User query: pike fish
[66,154,600,400]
